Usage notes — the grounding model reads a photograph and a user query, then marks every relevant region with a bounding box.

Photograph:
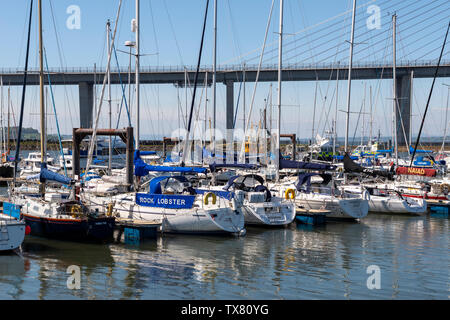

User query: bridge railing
[0,59,448,74]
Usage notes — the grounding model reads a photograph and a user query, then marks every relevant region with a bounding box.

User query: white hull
[368,196,427,215]
[0,217,26,252]
[241,200,295,226]
[295,193,369,220]
[82,193,245,235]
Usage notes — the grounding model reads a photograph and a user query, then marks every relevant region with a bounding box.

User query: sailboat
[268,0,368,221]
[8,0,115,242]
[208,164,295,226]
[81,0,245,236]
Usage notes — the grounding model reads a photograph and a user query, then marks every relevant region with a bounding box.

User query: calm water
[1,150,448,299]
[0,200,448,299]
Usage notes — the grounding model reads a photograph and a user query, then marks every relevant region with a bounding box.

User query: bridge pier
[226,80,234,162]
[395,72,412,147]
[79,82,93,128]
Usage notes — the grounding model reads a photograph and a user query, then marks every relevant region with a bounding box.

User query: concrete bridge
[1,60,449,146]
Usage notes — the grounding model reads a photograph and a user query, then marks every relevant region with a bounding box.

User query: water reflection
[0,213,448,299]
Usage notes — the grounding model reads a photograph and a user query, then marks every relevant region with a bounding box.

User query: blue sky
[0,0,449,142]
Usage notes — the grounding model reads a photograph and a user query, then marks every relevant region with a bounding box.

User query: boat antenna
[409,21,450,167]
[13,0,33,189]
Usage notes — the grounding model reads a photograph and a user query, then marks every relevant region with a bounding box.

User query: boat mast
[7,87,10,154]
[344,0,356,154]
[38,0,46,196]
[392,14,398,165]
[107,20,112,174]
[135,0,140,150]
[369,85,373,146]
[333,62,339,160]
[212,0,217,157]
[441,83,450,153]
[276,0,283,182]
[0,77,3,156]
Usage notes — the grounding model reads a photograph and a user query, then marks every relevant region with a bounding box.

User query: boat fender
[106,203,114,217]
[285,188,296,200]
[362,190,370,201]
[204,192,217,205]
[71,204,83,218]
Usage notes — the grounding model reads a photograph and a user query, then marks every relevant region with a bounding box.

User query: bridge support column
[226,80,234,163]
[79,82,93,128]
[395,72,412,147]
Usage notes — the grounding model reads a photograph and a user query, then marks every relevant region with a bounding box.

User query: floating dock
[115,218,162,244]
[295,208,330,225]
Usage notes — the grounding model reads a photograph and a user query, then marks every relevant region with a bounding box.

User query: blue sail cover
[209,163,259,172]
[140,151,157,156]
[409,146,432,154]
[134,150,207,176]
[279,157,336,171]
[37,163,72,185]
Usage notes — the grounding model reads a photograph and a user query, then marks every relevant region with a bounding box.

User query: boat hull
[241,202,295,226]
[368,196,427,215]
[295,195,368,221]
[0,219,26,252]
[22,214,115,242]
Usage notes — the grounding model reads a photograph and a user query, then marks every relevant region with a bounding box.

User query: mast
[441,83,450,153]
[276,0,283,182]
[393,14,398,165]
[212,0,217,156]
[135,0,140,150]
[369,85,373,146]
[7,87,10,154]
[107,20,112,174]
[38,0,46,196]
[344,0,356,153]
[0,77,3,156]
[333,62,339,160]
[312,77,318,143]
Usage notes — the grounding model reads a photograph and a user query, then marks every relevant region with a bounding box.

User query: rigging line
[410,21,449,167]
[413,34,450,61]
[85,0,123,174]
[162,0,185,66]
[310,0,445,64]
[239,0,275,163]
[13,0,33,187]
[181,0,210,166]
[48,0,75,129]
[16,0,31,69]
[222,0,379,65]
[311,0,445,64]
[268,0,420,63]
[353,3,450,61]
[44,48,67,176]
[111,43,133,150]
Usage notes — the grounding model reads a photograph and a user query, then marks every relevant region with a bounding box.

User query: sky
[0,0,449,143]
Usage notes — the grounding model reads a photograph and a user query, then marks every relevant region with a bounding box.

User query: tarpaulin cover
[343,153,394,180]
[134,150,206,176]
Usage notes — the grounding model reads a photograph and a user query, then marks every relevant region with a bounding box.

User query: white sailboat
[342,184,427,215]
